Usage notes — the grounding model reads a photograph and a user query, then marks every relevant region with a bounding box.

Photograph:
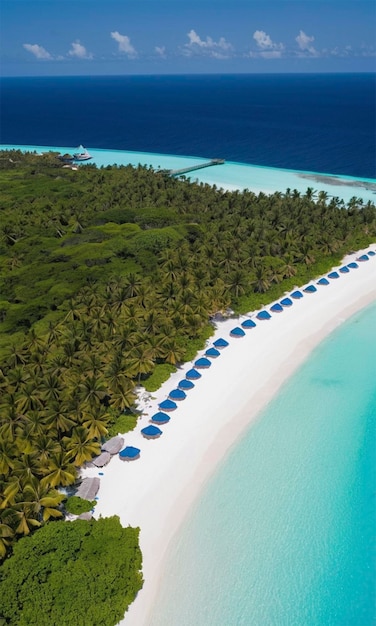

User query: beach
[81,247,376,626]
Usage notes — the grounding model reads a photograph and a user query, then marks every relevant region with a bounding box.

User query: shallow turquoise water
[150,302,376,626]
[1,144,375,204]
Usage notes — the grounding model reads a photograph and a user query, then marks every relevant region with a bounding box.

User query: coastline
[1,144,376,204]
[81,247,376,626]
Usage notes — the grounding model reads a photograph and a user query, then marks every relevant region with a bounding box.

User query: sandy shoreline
[82,247,376,626]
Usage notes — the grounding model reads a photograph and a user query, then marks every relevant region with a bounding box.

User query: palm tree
[109,381,137,410]
[252,266,272,293]
[16,383,44,413]
[226,269,248,299]
[40,451,77,488]
[44,402,76,434]
[79,375,107,409]
[0,437,16,476]
[8,502,41,536]
[126,347,154,383]
[82,407,111,440]
[0,514,14,559]
[63,427,101,466]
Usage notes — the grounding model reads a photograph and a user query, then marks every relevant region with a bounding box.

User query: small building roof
[92,451,111,467]
[101,436,124,454]
[76,477,100,501]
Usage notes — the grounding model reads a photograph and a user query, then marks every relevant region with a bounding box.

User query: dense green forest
[0,516,143,625]
[0,149,375,571]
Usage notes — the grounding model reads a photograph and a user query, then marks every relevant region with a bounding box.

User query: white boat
[73,145,92,161]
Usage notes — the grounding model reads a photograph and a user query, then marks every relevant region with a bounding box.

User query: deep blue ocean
[1,73,375,178]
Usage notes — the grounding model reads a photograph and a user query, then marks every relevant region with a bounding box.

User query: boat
[73,145,92,161]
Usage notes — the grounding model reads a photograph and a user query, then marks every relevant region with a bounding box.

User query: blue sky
[1,0,375,76]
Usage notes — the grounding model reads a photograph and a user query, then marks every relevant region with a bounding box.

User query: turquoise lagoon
[150,302,376,626]
[1,144,376,205]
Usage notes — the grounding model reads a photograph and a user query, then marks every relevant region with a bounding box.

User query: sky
[1,0,375,76]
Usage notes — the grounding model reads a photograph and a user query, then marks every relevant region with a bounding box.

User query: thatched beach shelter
[76,477,100,500]
[92,451,111,467]
[101,436,124,455]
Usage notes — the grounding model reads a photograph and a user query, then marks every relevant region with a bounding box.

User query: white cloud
[68,41,93,60]
[110,31,138,58]
[183,29,233,59]
[23,43,52,60]
[155,46,167,58]
[250,30,284,58]
[295,30,318,56]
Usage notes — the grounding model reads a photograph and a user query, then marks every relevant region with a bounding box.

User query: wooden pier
[169,158,225,177]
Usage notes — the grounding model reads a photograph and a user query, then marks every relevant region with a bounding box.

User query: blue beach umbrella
[303,285,317,293]
[158,399,177,411]
[151,412,170,424]
[186,368,202,380]
[328,271,340,279]
[205,347,221,358]
[368,250,375,257]
[230,327,246,338]
[280,297,293,307]
[194,357,212,369]
[270,303,283,313]
[339,266,350,274]
[178,379,195,390]
[291,290,303,299]
[317,278,329,286]
[357,254,369,262]
[141,425,162,439]
[213,338,229,349]
[257,310,272,320]
[241,319,256,329]
[347,262,358,269]
[169,388,187,401]
[119,446,140,461]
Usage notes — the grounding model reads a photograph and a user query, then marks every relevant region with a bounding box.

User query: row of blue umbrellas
[120,249,375,461]
[148,338,226,427]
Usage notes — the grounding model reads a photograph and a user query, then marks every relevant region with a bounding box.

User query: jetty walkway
[169,158,225,177]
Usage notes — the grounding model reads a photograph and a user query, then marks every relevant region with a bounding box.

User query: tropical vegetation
[0,516,143,626]
[0,149,375,565]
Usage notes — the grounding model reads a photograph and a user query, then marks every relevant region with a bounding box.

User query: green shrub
[0,517,143,626]
[65,496,96,515]
[108,413,138,437]
[143,363,176,392]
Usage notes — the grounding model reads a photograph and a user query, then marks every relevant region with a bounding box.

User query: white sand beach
[82,247,376,626]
